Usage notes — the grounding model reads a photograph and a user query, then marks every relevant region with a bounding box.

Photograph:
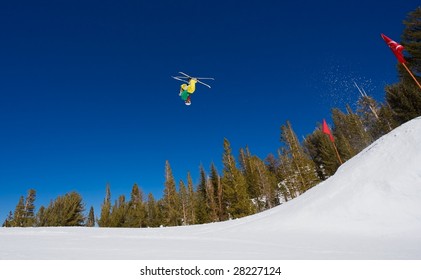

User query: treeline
[3,7,421,228]
[2,190,93,227]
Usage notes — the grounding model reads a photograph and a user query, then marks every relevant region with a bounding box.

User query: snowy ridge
[1,118,421,259]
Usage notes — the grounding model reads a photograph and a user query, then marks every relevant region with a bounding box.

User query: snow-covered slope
[1,118,421,260]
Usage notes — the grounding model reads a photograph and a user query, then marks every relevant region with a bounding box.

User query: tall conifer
[401,7,421,75]
[304,129,340,179]
[146,193,160,227]
[12,196,25,227]
[210,163,225,221]
[186,172,196,224]
[279,121,320,195]
[221,138,253,219]
[125,184,146,227]
[87,206,95,227]
[195,166,210,224]
[98,183,112,227]
[109,195,128,227]
[162,160,181,226]
[23,189,36,226]
[179,180,188,225]
[206,176,219,222]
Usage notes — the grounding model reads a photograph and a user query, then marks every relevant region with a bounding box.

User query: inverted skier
[179,78,197,106]
[172,72,214,106]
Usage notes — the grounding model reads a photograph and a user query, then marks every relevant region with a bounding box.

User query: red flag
[381,33,406,64]
[322,119,334,142]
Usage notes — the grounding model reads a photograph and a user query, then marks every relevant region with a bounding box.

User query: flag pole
[402,63,421,90]
[331,141,343,165]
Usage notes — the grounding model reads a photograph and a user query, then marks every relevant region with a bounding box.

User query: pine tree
[265,154,283,205]
[195,165,210,224]
[210,163,225,221]
[23,189,36,227]
[8,189,37,227]
[156,200,165,227]
[239,147,277,211]
[345,105,373,151]
[162,160,181,226]
[331,108,361,160]
[279,121,320,196]
[304,128,340,180]
[109,195,128,227]
[60,192,85,226]
[186,172,196,224]
[378,103,398,134]
[179,180,188,225]
[98,183,112,227]
[124,183,146,227]
[252,156,278,210]
[86,206,95,227]
[386,82,421,124]
[265,154,278,175]
[356,94,394,141]
[41,200,57,226]
[35,206,46,226]
[401,7,421,75]
[239,147,260,201]
[277,149,300,200]
[12,196,25,227]
[2,211,13,227]
[146,193,160,227]
[221,138,254,219]
[206,175,219,222]
[39,192,85,226]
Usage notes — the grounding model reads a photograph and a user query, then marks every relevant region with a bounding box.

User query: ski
[173,76,214,80]
[196,79,212,88]
[179,72,214,80]
[171,76,189,83]
[178,72,214,88]
[172,76,211,89]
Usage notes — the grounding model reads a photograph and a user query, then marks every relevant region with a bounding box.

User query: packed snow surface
[1,118,421,260]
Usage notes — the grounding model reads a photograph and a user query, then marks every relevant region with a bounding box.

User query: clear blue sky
[0,0,417,222]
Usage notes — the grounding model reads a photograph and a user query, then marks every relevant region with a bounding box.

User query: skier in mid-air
[172,72,214,106]
[179,78,197,105]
